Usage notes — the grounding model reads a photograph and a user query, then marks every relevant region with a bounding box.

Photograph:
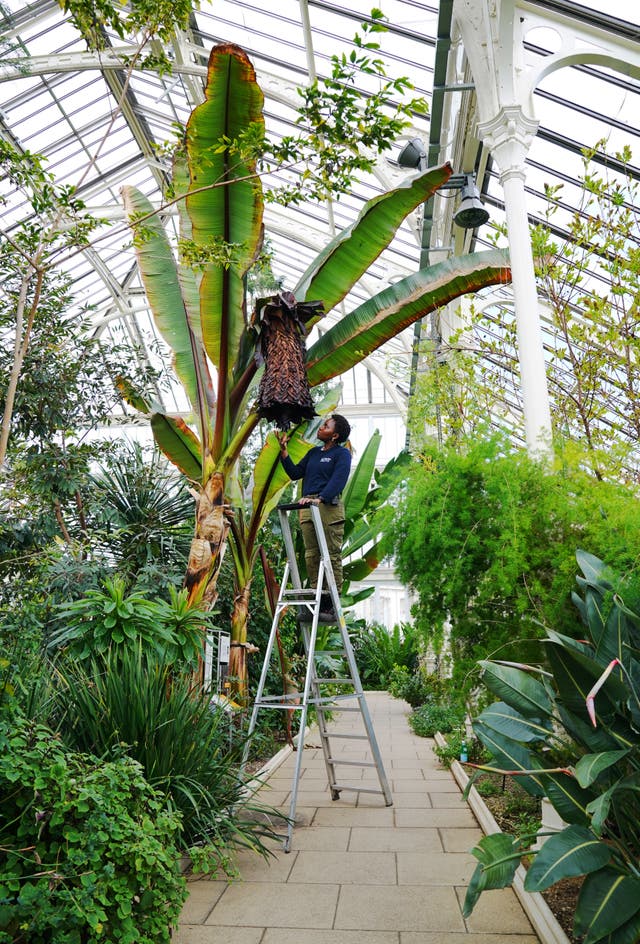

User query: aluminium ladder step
[242,502,392,852]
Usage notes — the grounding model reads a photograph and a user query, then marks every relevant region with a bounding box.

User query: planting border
[434,731,571,944]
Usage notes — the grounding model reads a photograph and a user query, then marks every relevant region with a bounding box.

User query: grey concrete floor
[174,692,538,944]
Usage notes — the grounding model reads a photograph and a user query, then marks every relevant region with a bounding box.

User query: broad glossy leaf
[479,661,552,720]
[294,163,454,314]
[150,413,202,482]
[186,43,264,377]
[122,185,201,410]
[524,825,611,892]
[343,430,381,519]
[575,868,640,944]
[343,541,382,582]
[249,429,313,534]
[587,783,616,836]
[541,773,595,826]
[477,701,552,743]
[575,750,631,788]
[473,720,546,797]
[463,833,522,917]
[546,640,627,721]
[557,703,621,753]
[576,550,614,590]
[545,628,596,659]
[306,250,511,387]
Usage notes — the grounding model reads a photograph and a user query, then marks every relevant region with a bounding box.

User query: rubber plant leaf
[293,162,454,318]
[305,250,511,386]
[150,413,203,482]
[185,43,264,382]
[524,825,611,893]
[121,185,205,414]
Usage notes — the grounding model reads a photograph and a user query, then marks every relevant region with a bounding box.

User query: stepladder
[243,501,392,852]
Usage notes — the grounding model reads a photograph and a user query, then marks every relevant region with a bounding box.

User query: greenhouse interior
[1,0,640,941]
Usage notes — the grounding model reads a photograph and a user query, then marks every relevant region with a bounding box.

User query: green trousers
[299,500,345,594]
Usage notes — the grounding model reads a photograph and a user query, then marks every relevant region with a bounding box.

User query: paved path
[175,691,538,944]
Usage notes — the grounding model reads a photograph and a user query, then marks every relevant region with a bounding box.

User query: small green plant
[409,702,465,738]
[47,576,209,667]
[352,621,419,688]
[475,778,503,798]
[388,664,452,707]
[0,711,186,943]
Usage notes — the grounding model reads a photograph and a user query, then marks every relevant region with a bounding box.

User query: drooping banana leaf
[121,185,209,418]
[293,162,454,317]
[150,413,203,482]
[305,250,511,386]
[185,43,264,383]
[479,660,552,720]
[575,868,640,944]
[477,701,553,743]
[523,825,611,893]
[343,429,381,520]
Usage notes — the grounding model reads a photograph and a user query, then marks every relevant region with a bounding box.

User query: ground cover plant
[0,710,186,944]
[464,551,640,944]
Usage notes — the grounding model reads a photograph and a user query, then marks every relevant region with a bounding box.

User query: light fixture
[453,174,491,229]
[397,137,428,170]
[396,139,490,230]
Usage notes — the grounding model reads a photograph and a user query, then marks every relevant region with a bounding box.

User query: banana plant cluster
[464,550,640,944]
[120,41,510,688]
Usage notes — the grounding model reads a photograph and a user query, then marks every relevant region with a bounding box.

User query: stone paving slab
[176,692,538,943]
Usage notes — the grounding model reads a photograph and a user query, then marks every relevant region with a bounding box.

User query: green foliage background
[378,435,640,690]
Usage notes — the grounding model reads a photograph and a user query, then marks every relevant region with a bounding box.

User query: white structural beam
[451,0,639,456]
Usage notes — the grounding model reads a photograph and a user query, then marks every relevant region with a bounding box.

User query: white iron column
[480,107,552,456]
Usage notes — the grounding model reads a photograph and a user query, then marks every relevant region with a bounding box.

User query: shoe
[318,609,337,623]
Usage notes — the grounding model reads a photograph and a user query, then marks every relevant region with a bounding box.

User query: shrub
[380,436,640,693]
[47,576,210,668]
[0,712,186,943]
[432,727,486,768]
[351,621,419,688]
[55,647,284,864]
[388,664,452,707]
[409,702,465,737]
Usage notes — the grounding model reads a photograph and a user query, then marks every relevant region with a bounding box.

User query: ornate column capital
[477,105,539,181]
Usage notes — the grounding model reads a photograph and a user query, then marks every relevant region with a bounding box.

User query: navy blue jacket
[281,445,351,503]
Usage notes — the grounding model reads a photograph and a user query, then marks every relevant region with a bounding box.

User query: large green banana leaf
[575,868,640,944]
[121,185,206,414]
[523,826,611,893]
[472,720,546,797]
[293,163,453,315]
[463,833,522,918]
[185,43,264,380]
[477,701,552,742]
[305,250,510,386]
[150,413,203,482]
[343,429,381,520]
[479,660,552,720]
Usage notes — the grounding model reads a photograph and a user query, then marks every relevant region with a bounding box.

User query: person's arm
[276,432,307,480]
[319,448,351,503]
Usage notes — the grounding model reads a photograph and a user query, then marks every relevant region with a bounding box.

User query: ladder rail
[245,502,392,851]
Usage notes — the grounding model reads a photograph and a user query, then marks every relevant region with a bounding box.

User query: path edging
[434,731,571,944]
